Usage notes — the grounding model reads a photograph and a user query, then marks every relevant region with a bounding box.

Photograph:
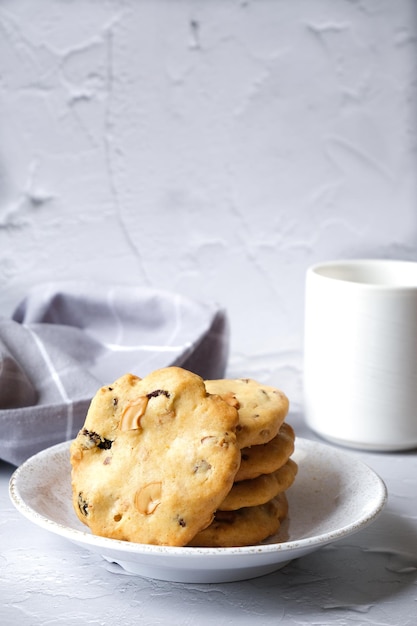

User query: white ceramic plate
[9,438,387,583]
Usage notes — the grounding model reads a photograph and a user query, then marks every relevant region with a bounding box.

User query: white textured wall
[1,0,416,409]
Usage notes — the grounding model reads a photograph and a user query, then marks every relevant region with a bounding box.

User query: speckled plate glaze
[9,438,387,583]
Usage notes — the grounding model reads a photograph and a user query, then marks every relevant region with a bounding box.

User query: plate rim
[9,437,388,559]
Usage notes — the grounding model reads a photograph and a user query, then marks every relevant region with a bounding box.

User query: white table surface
[2,410,417,626]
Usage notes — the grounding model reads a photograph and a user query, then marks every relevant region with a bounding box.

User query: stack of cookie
[70,367,296,548]
[189,378,296,547]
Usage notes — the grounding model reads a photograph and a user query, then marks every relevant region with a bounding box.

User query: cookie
[235,422,295,482]
[219,458,298,511]
[205,378,289,448]
[70,367,241,546]
[188,494,289,547]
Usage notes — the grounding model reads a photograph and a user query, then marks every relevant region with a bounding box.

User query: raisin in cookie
[188,494,289,547]
[205,378,289,449]
[235,422,295,482]
[70,367,240,546]
[218,458,298,511]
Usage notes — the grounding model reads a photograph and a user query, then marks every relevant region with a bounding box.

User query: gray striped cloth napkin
[0,282,229,466]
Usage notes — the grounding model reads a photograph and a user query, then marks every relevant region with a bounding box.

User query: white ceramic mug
[304,259,417,451]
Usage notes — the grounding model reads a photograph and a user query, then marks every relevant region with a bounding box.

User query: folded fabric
[0,282,229,466]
